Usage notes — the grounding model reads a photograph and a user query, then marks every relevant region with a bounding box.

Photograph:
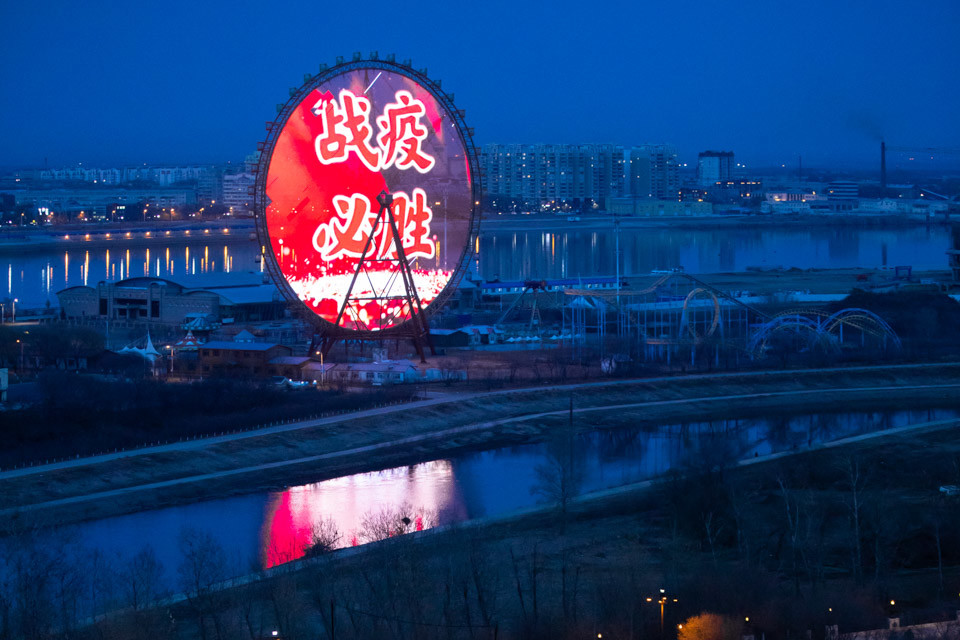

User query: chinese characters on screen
[263,69,473,331]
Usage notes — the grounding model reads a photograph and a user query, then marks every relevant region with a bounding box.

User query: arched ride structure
[559,270,902,364]
[747,308,901,360]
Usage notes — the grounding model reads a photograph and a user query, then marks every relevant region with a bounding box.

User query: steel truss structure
[322,191,434,361]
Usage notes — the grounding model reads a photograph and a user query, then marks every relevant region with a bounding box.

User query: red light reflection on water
[260,460,466,568]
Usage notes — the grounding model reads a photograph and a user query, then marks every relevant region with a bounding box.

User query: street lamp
[315,350,326,386]
[12,298,17,323]
[645,589,676,639]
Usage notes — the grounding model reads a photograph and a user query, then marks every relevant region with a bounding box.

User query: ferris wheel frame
[253,55,482,339]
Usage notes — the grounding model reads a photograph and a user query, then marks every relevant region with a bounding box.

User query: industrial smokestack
[880,140,887,193]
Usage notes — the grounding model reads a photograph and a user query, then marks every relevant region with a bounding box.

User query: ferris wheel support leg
[319,332,340,359]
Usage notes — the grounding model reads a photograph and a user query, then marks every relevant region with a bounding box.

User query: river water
[2,224,952,308]
[27,408,957,589]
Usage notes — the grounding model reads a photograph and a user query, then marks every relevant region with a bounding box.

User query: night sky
[2,0,958,168]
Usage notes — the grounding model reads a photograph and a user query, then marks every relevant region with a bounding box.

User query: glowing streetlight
[645,589,675,639]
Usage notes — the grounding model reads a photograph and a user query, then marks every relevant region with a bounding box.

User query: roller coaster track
[564,271,772,320]
[562,274,672,299]
[675,272,772,320]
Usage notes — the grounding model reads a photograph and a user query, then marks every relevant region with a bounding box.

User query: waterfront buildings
[1,163,235,222]
[826,180,859,211]
[629,144,680,200]
[479,144,625,210]
[57,273,284,327]
[5,187,194,222]
[221,172,256,215]
[606,198,713,217]
[33,165,212,185]
[697,150,734,186]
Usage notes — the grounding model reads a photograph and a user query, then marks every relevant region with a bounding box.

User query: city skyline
[2,0,959,169]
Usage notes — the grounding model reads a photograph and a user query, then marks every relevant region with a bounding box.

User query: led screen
[261,66,475,331]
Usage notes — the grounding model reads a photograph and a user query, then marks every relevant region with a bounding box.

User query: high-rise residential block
[697,150,734,186]
[629,145,679,200]
[480,144,625,209]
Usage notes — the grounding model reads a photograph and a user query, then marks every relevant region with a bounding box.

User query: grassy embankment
[3,363,959,530]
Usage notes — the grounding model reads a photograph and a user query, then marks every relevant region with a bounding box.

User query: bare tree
[727,478,760,566]
[305,517,343,557]
[359,502,435,543]
[838,455,868,583]
[509,542,542,635]
[86,546,119,622]
[122,545,164,610]
[777,475,808,594]
[531,397,584,523]
[49,542,85,634]
[177,526,229,640]
[702,511,723,566]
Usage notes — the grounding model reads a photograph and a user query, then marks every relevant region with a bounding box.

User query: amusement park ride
[559,269,902,361]
[253,54,481,362]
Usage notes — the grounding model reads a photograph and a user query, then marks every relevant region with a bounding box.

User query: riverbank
[4,362,959,532]
[0,218,256,253]
[1,211,950,253]
[480,211,953,231]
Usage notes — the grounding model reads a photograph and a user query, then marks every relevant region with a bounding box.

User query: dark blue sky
[2,0,958,169]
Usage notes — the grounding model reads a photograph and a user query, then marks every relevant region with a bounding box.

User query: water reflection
[260,460,467,567]
[259,408,957,567]
[5,241,261,307]
[477,226,949,281]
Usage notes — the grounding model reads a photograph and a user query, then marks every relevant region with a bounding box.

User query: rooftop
[201,341,280,352]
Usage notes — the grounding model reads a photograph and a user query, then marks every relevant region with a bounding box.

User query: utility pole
[614,210,621,308]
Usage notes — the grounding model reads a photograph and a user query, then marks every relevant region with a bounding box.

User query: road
[2,360,958,481]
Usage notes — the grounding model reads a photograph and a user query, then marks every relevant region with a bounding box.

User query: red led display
[259,65,476,331]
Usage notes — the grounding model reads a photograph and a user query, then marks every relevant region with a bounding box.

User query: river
[21,408,957,590]
[1,223,952,309]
